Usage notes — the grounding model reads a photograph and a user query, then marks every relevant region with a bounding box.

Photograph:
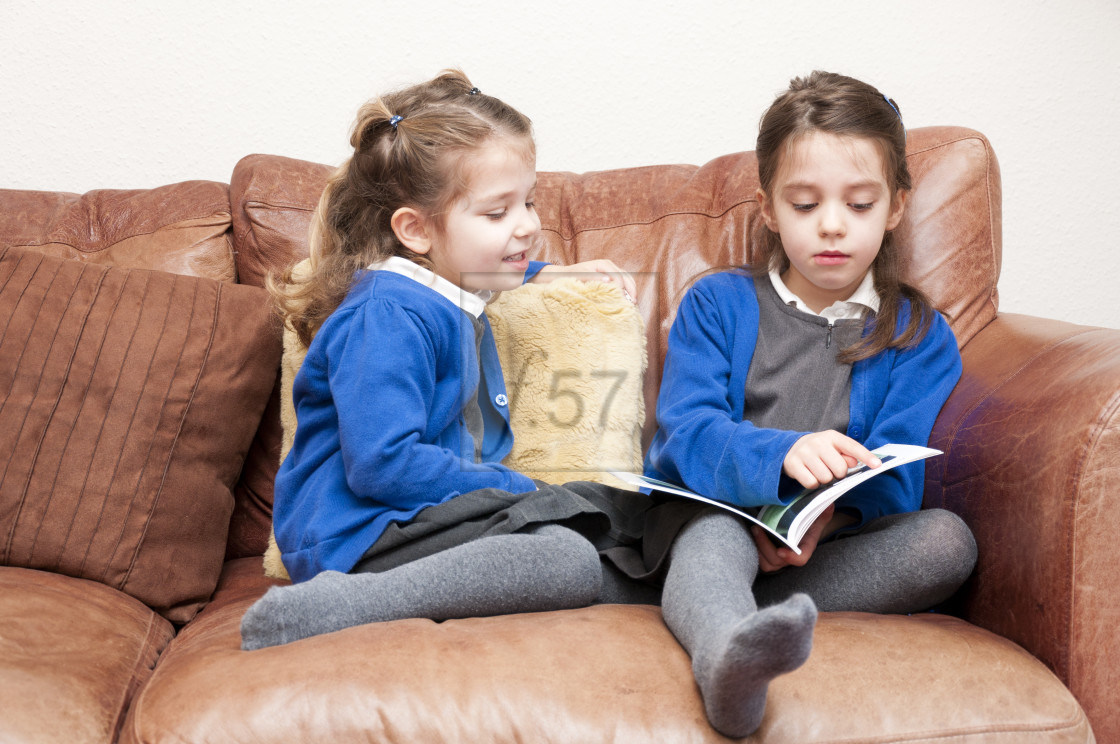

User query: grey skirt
[351,481,706,583]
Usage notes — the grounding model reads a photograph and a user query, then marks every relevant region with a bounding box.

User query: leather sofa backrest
[228,126,1002,462]
[0,127,1002,563]
[0,181,236,282]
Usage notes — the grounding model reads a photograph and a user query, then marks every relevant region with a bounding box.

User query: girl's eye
[486,211,507,221]
[525,201,536,210]
[850,203,874,212]
[792,203,817,212]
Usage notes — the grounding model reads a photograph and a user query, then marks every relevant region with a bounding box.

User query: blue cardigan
[275,263,546,582]
[644,270,961,525]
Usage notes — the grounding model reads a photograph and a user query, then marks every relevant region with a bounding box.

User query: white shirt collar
[368,256,490,318]
[768,268,880,322]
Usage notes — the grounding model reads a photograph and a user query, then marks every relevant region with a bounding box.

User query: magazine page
[754,443,941,548]
[609,443,941,554]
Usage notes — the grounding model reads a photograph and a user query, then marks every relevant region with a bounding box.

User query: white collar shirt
[768,268,880,323]
[368,256,491,318]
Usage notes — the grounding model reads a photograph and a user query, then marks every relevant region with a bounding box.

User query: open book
[610,443,941,554]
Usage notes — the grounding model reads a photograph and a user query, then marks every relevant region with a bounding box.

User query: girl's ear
[757,188,779,230]
[391,207,433,255]
[886,189,909,231]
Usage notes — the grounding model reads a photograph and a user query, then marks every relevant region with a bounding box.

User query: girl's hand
[752,504,837,572]
[783,430,881,490]
[531,260,637,304]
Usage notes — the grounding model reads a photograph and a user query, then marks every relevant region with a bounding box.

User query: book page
[609,443,941,554]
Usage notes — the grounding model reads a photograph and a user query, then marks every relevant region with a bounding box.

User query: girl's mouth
[814,252,849,266]
[503,252,527,263]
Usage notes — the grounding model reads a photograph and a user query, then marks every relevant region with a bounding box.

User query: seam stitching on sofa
[981,136,1000,321]
[242,199,315,212]
[119,276,221,595]
[83,268,156,584]
[8,210,233,255]
[0,251,63,560]
[113,611,171,742]
[809,706,1089,743]
[541,132,992,243]
[541,201,754,242]
[24,260,111,567]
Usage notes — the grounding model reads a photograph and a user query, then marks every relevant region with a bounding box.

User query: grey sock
[753,508,978,613]
[240,524,601,650]
[661,509,816,737]
[691,594,816,736]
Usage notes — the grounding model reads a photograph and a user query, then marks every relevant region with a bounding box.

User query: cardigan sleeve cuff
[524,261,549,282]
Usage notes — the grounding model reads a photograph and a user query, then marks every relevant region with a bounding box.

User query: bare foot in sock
[693,593,817,737]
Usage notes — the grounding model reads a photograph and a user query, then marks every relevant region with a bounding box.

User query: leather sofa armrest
[924,312,1119,723]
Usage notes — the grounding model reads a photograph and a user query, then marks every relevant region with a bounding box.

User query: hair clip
[883,95,905,141]
[883,95,902,122]
[468,87,481,96]
[389,114,403,129]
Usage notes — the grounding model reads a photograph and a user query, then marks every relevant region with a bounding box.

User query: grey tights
[240,505,975,738]
[240,523,601,650]
[661,508,817,738]
[753,508,978,613]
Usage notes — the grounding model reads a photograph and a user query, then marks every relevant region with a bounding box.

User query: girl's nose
[515,206,541,238]
[818,203,846,237]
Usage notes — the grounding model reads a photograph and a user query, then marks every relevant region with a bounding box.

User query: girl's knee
[920,509,977,569]
[526,524,602,596]
[903,510,977,598]
[671,508,757,568]
[687,507,751,540]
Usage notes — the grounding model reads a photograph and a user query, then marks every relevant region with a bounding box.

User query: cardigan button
[495,394,508,407]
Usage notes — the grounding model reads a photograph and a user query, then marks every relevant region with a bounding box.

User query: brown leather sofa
[1,126,1113,744]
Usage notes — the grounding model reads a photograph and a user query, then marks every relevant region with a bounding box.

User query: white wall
[3,0,1118,328]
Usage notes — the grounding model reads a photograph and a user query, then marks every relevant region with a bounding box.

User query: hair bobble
[389,114,403,129]
[467,87,481,96]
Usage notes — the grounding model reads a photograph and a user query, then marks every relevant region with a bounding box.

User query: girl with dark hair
[642,71,978,735]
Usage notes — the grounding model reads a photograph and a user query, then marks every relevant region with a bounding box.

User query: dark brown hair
[755,70,937,363]
[270,69,535,347]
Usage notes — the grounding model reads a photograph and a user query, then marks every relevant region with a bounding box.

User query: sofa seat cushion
[0,566,174,744]
[121,559,1092,744]
[0,246,281,622]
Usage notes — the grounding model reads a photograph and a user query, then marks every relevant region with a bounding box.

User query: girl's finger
[751,526,785,569]
[841,440,881,469]
[806,457,837,487]
[787,461,821,490]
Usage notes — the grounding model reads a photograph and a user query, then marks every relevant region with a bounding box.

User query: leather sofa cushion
[0,566,174,744]
[0,247,280,622]
[122,559,1093,744]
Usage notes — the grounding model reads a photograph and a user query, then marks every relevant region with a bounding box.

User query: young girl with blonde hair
[241,70,639,646]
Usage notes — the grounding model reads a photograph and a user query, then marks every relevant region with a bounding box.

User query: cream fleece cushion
[264,268,646,580]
